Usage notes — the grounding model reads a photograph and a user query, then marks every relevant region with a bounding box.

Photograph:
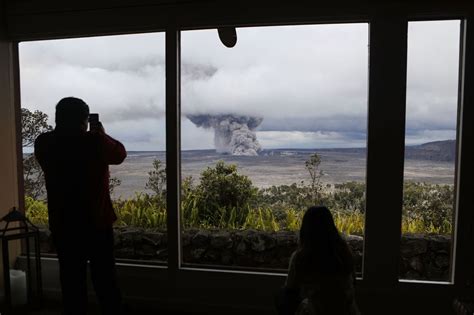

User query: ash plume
[187,114,263,156]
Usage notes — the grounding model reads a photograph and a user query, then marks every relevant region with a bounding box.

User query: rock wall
[37,228,450,281]
[399,234,451,280]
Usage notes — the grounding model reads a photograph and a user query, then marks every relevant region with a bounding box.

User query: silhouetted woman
[282,206,360,315]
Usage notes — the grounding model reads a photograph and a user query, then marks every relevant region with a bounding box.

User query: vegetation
[22,108,53,199]
[25,156,454,235]
[191,161,257,227]
[145,159,167,201]
[305,153,324,204]
[401,182,453,234]
[22,109,453,235]
[24,196,49,226]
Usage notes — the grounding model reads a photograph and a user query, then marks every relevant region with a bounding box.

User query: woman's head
[298,206,353,274]
[299,206,339,250]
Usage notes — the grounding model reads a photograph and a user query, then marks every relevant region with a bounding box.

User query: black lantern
[0,207,42,311]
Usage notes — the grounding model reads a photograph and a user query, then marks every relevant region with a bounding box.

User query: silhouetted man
[35,97,127,315]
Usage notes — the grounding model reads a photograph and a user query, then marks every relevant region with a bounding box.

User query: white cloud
[19,21,460,150]
[181,24,369,124]
[258,130,366,149]
[406,20,460,131]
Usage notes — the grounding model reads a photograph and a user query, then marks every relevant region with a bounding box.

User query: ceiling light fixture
[218,27,237,48]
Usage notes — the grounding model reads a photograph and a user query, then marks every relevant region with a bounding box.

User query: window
[400,20,461,281]
[7,5,473,313]
[180,24,369,273]
[19,32,167,263]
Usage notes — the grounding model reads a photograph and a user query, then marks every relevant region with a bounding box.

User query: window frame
[7,5,474,312]
[398,19,464,284]
[176,21,370,275]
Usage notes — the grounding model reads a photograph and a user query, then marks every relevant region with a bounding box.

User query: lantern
[0,207,42,311]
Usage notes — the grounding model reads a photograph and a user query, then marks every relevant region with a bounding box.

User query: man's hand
[91,122,105,134]
[97,122,105,134]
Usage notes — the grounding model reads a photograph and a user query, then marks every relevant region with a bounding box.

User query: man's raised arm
[100,133,127,165]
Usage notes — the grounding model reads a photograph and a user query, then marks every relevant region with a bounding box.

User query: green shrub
[25,196,48,226]
[24,159,454,236]
[403,181,453,232]
[193,161,257,226]
[331,182,366,213]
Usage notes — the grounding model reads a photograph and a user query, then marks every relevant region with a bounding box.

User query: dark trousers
[53,227,124,315]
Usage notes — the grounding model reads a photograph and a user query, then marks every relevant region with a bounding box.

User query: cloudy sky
[19,20,460,151]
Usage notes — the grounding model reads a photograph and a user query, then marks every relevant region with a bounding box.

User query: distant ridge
[258,140,456,162]
[125,140,456,162]
[405,140,456,162]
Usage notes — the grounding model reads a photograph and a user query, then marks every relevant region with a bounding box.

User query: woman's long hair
[297,206,354,275]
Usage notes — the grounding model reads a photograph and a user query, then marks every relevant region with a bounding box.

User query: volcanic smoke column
[187,114,263,156]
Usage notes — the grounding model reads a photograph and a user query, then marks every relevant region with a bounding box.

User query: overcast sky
[19,20,460,151]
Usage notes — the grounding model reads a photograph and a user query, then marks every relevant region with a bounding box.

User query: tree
[195,161,257,226]
[22,108,52,147]
[305,153,323,204]
[21,108,53,199]
[146,159,167,198]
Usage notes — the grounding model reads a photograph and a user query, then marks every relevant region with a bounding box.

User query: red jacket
[35,129,126,233]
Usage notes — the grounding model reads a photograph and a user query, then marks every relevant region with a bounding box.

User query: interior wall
[0,0,21,276]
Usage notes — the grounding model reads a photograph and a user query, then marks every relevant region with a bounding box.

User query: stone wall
[38,228,450,281]
[399,234,451,280]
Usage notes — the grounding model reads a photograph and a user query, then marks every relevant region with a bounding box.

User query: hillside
[259,140,456,162]
[405,140,456,162]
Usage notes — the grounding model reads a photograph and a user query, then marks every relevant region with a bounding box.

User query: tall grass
[114,193,166,229]
[25,193,451,235]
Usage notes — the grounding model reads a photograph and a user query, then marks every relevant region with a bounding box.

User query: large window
[15,17,470,288]
[6,2,474,312]
[180,24,369,272]
[19,33,167,263]
[400,20,460,281]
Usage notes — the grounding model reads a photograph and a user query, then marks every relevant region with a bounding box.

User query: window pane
[19,33,167,264]
[181,24,368,273]
[400,20,460,281]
